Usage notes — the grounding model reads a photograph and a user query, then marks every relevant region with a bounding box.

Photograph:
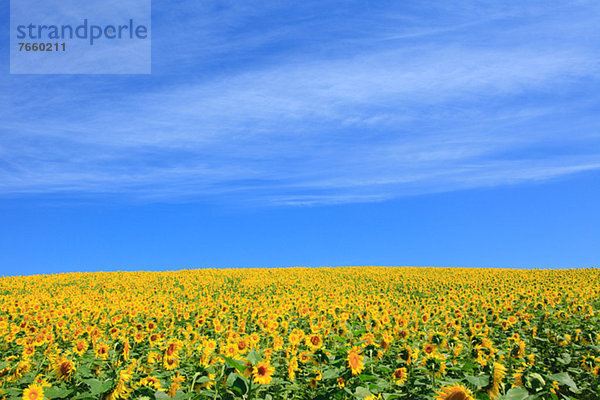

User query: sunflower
[22,345,36,359]
[109,327,119,339]
[138,376,162,390]
[435,383,474,400]
[453,343,463,358]
[122,338,131,360]
[13,361,31,380]
[398,346,415,365]
[238,361,252,379]
[272,335,284,350]
[423,343,436,355]
[299,351,312,364]
[95,343,109,360]
[203,338,217,353]
[249,332,260,344]
[487,362,507,399]
[222,343,238,358]
[288,356,298,382]
[33,375,51,388]
[22,383,44,400]
[253,360,274,385]
[581,354,596,372]
[52,357,75,382]
[289,333,302,346]
[481,337,493,350]
[73,339,88,356]
[149,333,161,346]
[146,351,159,364]
[262,346,276,360]
[306,334,323,351]
[163,356,179,370]
[200,373,216,389]
[236,338,249,354]
[423,353,446,377]
[360,332,377,347]
[213,320,224,333]
[168,373,185,398]
[165,339,182,357]
[550,380,560,395]
[380,333,393,351]
[347,347,364,375]
[133,331,145,343]
[393,367,407,385]
[106,367,135,400]
[309,369,322,388]
[512,367,524,387]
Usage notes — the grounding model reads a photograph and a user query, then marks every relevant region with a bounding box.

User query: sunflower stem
[248,376,253,400]
[189,372,199,393]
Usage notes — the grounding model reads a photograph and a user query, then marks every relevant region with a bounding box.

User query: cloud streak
[1,1,599,205]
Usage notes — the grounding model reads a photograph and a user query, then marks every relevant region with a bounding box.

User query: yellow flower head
[253,360,275,385]
[22,384,44,400]
[393,367,407,385]
[436,383,475,400]
[347,347,364,375]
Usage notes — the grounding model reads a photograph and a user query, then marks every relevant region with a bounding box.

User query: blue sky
[1,1,599,275]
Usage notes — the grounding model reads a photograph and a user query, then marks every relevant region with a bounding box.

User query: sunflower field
[1,267,599,400]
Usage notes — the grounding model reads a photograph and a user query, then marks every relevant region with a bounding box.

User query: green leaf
[76,365,92,378]
[223,356,247,374]
[462,361,477,371]
[556,353,571,364]
[195,376,213,383]
[247,349,262,365]
[154,391,173,400]
[226,372,248,395]
[525,393,546,400]
[2,388,23,397]
[321,368,340,380]
[44,386,74,399]
[366,381,381,391]
[525,373,546,391]
[465,374,490,387]
[357,374,378,382]
[549,372,580,394]
[83,378,113,396]
[71,394,95,400]
[504,387,529,400]
[475,392,490,400]
[355,386,372,399]
[171,390,193,400]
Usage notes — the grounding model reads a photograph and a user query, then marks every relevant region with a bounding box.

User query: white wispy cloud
[1,1,599,205]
